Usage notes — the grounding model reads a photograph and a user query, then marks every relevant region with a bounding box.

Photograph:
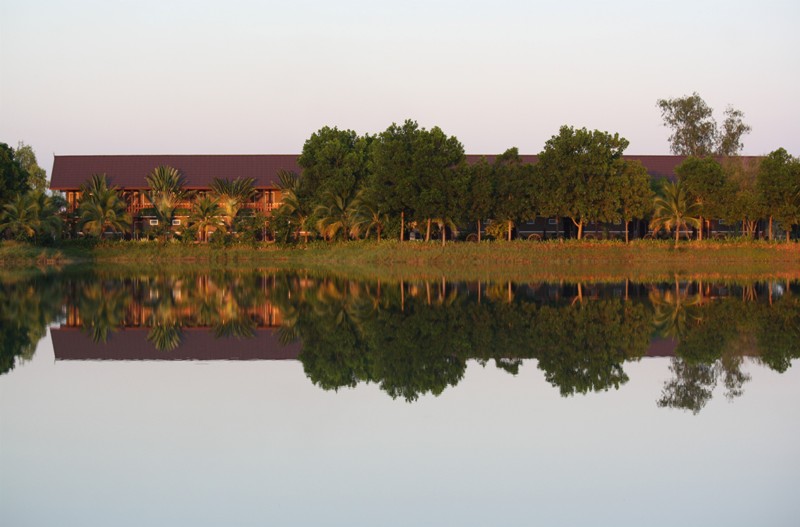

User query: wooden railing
[125,201,282,215]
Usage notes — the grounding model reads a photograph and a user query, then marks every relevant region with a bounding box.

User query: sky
[1,0,799,177]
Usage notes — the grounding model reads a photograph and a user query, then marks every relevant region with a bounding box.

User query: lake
[1,270,799,526]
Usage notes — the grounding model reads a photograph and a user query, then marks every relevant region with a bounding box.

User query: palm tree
[77,281,131,343]
[431,217,458,247]
[77,174,131,237]
[190,195,222,242]
[32,190,65,242]
[210,177,256,234]
[0,190,63,242]
[315,189,358,241]
[649,181,702,248]
[649,279,702,340]
[351,189,388,241]
[275,171,313,243]
[145,166,189,237]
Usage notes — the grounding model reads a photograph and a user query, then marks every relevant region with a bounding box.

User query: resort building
[50,153,759,239]
[50,154,300,237]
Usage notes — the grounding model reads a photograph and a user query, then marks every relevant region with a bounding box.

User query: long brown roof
[51,324,679,362]
[51,153,742,190]
[51,327,301,361]
[50,154,301,190]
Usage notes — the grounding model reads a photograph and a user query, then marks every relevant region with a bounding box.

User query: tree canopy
[757,148,800,240]
[657,92,751,156]
[536,126,628,239]
[0,143,30,209]
[14,142,48,191]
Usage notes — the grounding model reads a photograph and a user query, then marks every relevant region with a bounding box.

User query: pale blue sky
[1,0,798,176]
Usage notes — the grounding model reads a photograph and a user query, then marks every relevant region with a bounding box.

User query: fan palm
[147,323,183,352]
[145,166,189,236]
[649,181,702,248]
[210,177,256,233]
[77,174,131,237]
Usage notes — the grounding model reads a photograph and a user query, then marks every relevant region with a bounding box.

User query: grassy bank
[2,238,799,282]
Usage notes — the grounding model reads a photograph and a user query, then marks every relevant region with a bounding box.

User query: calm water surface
[1,271,799,526]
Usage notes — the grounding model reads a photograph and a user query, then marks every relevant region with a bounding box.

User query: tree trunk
[477,220,481,242]
[507,221,512,241]
[625,220,629,244]
[377,225,381,242]
[769,216,773,241]
[787,230,791,243]
[698,216,703,241]
[674,226,680,248]
[441,224,446,247]
[577,221,583,240]
[400,211,405,242]
[426,218,431,242]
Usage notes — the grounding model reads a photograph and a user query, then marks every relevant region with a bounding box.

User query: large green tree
[413,126,466,243]
[657,92,751,156]
[617,160,654,243]
[757,148,800,241]
[721,157,763,237]
[14,142,48,191]
[536,126,627,239]
[297,126,371,209]
[369,120,424,241]
[675,156,727,240]
[491,148,535,241]
[465,157,495,242]
[0,143,30,209]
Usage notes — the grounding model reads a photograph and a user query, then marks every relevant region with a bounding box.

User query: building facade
[50,153,748,239]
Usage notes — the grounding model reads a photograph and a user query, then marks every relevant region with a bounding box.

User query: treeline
[2,118,799,245]
[277,122,651,244]
[279,122,800,244]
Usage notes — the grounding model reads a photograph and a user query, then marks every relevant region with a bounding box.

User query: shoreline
[2,239,800,283]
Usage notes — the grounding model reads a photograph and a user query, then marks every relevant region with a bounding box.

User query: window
[149,219,159,226]
[172,219,181,226]
[548,218,557,225]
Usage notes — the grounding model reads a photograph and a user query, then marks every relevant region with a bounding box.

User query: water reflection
[1,270,798,412]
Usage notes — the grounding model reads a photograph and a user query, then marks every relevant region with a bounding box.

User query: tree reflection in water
[2,270,799,411]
